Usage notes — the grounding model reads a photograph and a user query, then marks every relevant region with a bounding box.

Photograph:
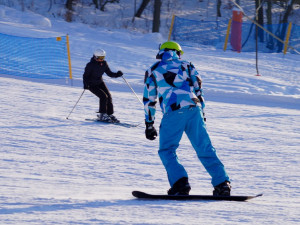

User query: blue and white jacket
[143,49,205,123]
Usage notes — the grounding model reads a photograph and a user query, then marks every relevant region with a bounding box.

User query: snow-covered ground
[1,4,300,225]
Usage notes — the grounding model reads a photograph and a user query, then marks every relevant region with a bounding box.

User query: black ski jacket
[83,57,120,87]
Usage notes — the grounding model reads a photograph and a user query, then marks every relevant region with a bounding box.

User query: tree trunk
[266,0,272,25]
[217,0,222,17]
[281,0,296,23]
[66,0,73,11]
[65,0,74,22]
[48,0,53,12]
[93,0,99,9]
[135,0,150,18]
[152,0,161,32]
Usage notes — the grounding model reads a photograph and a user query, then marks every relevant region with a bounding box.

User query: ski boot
[97,113,113,122]
[168,177,191,195]
[213,181,231,196]
[108,114,120,123]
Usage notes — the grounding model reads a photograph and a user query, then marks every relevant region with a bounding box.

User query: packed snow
[0,3,300,225]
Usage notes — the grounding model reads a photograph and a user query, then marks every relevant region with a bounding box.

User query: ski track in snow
[0,76,299,224]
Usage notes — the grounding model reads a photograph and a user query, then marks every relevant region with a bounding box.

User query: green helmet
[160,41,184,55]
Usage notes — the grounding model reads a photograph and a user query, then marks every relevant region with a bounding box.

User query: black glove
[116,70,123,77]
[145,121,157,140]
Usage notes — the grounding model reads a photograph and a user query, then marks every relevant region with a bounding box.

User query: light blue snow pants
[158,106,230,187]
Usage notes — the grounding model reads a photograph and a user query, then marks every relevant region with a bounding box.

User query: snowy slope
[0,5,300,225]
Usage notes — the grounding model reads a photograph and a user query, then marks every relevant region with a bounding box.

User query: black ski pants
[89,82,114,115]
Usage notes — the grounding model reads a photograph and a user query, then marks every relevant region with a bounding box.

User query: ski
[132,191,262,201]
[85,118,139,128]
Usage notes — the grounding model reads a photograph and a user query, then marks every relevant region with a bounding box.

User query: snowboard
[132,191,262,201]
[85,118,139,128]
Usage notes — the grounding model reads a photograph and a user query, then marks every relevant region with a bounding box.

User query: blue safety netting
[171,16,300,54]
[289,24,300,54]
[0,33,69,79]
[171,16,228,48]
[239,22,300,53]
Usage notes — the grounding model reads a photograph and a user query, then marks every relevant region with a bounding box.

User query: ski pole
[121,76,143,106]
[66,89,85,119]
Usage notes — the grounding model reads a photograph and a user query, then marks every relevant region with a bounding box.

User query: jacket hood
[90,56,96,62]
[156,49,180,61]
[90,56,96,63]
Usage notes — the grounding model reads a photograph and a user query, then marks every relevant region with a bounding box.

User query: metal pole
[66,89,85,119]
[122,76,143,106]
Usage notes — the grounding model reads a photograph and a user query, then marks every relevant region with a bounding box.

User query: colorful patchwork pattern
[143,50,205,122]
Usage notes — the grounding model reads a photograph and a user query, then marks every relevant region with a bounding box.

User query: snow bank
[0,5,51,29]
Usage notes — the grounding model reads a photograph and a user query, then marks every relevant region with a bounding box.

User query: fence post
[223,19,232,51]
[66,34,72,80]
[168,14,175,41]
[284,22,293,55]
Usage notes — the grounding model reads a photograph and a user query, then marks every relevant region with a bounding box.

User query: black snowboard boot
[213,181,231,196]
[168,177,191,195]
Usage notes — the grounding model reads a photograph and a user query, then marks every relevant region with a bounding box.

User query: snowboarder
[83,49,123,122]
[143,41,231,196]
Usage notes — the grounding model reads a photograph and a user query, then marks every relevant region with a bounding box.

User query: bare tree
[135,0,150,18]
[48,0,53,12]
[217,0,222,17]
[266,0,274,49]
[65,0,74,22]
[266,0,272,25]
[93,0,99,8]
[66,0,73,11]
[93,0,120,12]
[281,0,297,23]
[152,0,161,32]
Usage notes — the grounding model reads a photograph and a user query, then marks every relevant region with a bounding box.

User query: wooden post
[66,34,72,80]
[168,14,175,41]
[223,19,232,51]
[283,22,293,55]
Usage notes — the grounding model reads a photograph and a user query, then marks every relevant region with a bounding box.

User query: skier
[143,41,231,196]
[83,49,123,122]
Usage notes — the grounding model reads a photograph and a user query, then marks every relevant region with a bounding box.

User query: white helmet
[94,49,106,57]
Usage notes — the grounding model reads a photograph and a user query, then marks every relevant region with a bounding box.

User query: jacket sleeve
[83,63,92,86]
[188,62,205,109]
[104,62,119,78]
[143,67,158,123]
